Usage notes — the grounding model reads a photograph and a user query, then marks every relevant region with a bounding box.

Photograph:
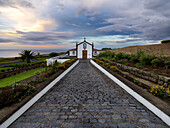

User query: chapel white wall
[69,51,76,56]
[77,43,92,58]
[93,51,100,56]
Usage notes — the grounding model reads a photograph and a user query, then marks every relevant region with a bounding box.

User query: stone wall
[99,58,170,87]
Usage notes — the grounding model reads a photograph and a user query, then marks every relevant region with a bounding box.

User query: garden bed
[0,61,46,79]
[0,58,78,124]
[93,58,170,103]
[118,61,170,77]
[99,57,170,87]
[92,58,170,116]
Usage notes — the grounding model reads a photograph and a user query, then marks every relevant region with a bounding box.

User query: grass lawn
[0,67,46,88]
[0,60,20,64]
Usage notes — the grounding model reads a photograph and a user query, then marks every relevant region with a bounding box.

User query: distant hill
[111,43,170,57]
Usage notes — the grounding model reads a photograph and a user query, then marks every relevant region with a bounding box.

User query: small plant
[1,69,5,72]
[134,80,142,86]
[139,53,154,66]
[99,60,104,64]
[136,63,142,67]
[164,61,170,69]
[0,84,36,108]
[149,85,170,98]
[130,55,139,63]
[122,59,128,65]
[115,52,126,61]
[151,58,164,67]
[110,66,119,72]
[57,64,66,69]
[104,63,110,68]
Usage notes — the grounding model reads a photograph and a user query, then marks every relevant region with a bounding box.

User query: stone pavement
[10,60,169,128]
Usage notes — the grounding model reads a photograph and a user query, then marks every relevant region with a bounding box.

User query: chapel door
[83,50,87,59]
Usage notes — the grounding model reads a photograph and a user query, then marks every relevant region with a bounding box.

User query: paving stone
[9,60,168,128]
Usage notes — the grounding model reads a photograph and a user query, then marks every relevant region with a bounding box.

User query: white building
[68,39,101,59]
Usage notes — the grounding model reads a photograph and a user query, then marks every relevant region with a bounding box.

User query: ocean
[0,49,67,58]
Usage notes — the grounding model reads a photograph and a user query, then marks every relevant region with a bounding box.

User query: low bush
[104,63,110,68]
[115,52,126,61]
[165,61,170,69]
[134,80,142,86]
[149,85,170,98]
[99,60,104,64]
[130,55,139,63]
[110,66,119,72]
[0,84,36,108]
[151,58,164,67]
[138,53,154,66]
[57,64,66,69]
[97,51,115,60]
[0,69,5,72]
[49,52,59,57]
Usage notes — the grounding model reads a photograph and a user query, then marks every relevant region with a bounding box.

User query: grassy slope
[0,67,45,88]
[112,43,170,57]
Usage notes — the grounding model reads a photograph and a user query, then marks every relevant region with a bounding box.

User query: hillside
[112,43,170,57]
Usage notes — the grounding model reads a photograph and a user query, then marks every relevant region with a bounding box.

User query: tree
[19,50,35,63]
[49,52,59,57]
[101,48,112,51]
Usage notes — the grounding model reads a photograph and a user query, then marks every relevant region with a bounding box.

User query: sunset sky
[0,0,170,50]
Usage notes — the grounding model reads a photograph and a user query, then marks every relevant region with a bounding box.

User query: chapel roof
[69,48,76,51]
[93,48,101,51]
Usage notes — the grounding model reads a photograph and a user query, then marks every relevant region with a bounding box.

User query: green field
[0,67,46,88]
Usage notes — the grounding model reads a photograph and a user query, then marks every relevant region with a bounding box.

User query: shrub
[57,64,66,69]
[122,59,128,65]
[130,49,145,63]
[138,54,154,66]
[99,60,104,64]
[0,84,36,108]
[151,58,164,67]
[130,55,139,63]
[110,66,119,72]
[2,74,7,78]
[0,69,5,72]
[104,63,110,68]
[134,80,142,86]
[49,52,59,57]
[115,52,126,61]
[164,61,170,69]
[97,51,115,60]
[149,85,170,98]
[136,63,142,67]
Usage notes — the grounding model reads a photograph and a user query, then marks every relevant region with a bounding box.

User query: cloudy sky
[0,0,170,50]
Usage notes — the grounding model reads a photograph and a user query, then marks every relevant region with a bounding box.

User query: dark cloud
[19,31,73,42]
[144,0,170,17]
[0,38,13,43]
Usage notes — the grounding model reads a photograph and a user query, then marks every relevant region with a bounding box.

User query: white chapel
[68,38,101,59]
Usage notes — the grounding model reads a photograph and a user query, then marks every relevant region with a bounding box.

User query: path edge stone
[0,60,79,128]
[90,59,170,126]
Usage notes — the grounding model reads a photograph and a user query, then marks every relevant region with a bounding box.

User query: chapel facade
[68,38,101,59]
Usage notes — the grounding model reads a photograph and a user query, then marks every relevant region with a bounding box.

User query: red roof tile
[69,48,76,51]
[93,48,101,51]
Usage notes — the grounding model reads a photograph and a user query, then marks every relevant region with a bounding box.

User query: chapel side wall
[93,51,100,56]
[69,51,76,56]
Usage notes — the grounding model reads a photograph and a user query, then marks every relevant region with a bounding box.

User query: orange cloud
[0,6,57,32]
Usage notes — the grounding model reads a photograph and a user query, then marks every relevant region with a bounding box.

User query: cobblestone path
[10,60,168,128]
